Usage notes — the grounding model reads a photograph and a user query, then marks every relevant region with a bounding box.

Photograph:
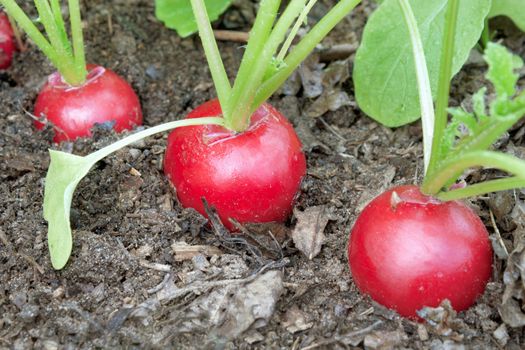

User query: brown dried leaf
[281,305,313,334]
[417,300,467,341]
[292,206,332,260]
[207,270,284,339]
[172,241,223,261]
[499,229,525,327]
[298,54,325,98]
[363,329,407,350]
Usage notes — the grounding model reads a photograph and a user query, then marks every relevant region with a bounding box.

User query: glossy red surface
[0,12,15,70]
[34,64,143,143]
[348,185,493,318]
[164,99,306,230]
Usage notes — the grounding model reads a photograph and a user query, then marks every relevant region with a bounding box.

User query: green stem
[451,105,525,158]
[430,103,525,192]
[34,0,80,84]
[87,117,225,163]
[436,177,525,201]
[480,17,490,49]
[68,0,87,81]
[0,0,60,67]
[224,0,281,132]
[226,0,308,131]
[422,150,525,195]
[398,0,434,174]
[425,0,459,178]
[190,0,231,118]
[50,0,72,56]
[253,0,361,109]
[275,0,317,62]
[262,0,307,72]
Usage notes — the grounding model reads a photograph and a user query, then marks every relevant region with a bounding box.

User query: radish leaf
[43,118,225,269]
[155,0,232,38]
[353,0,491,127]
[44,151,96,269]
[489,0,525,32]
[441,43,525,164]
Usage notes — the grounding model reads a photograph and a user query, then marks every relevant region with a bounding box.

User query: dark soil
[1,1,525,349]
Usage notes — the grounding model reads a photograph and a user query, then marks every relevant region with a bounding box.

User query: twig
[318,43,356,62]
[213,30,355,63]
[213,30,249,43]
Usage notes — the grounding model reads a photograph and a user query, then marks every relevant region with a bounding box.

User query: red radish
[0,12,15,70]
[164,99,306,230]
[348,185,492,318]
[2,1,143,143]
[34,65,142,143]
[159,0,360,229]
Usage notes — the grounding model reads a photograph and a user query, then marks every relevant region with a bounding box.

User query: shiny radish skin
[348,185,492,319]
[0,12,15,70]
[164,99,306,230]
[34,65,143,143]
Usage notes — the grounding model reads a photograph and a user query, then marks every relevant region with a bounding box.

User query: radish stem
[275,0,317,63]
[425,0,459,179]
[224,0,281,131]
[68,0,87,81]
[253,0,361,109]
[190,0,231,115]
[1,0,88,85]
[398,0,434,174]
[0,0,60,68]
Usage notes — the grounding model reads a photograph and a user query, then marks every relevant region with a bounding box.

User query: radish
[164,100,306,230]
[1,0,142,142]
[42,0,362,269]
[348,0,525,319]
[33,65,142,143]
[162,0,362,228]
[0,11,15,69]
[348,185,492,318]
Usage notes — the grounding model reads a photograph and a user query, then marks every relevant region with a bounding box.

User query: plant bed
[0,0,524,348]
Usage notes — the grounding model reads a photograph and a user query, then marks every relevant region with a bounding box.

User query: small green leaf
[353,0,491,127]
[485,42,524,97]
[43,151,97,269]
[489,0,525,32]
[472,87,488,123]
[155,0,233,38]
[440,43,525,161]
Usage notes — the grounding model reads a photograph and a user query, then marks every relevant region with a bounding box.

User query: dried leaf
[199,270,284,339]
[363,329,407,350]
[171,241,223,261]
[282,305,313,334]
[298,54,325,98]
[499,230,525,327]
[292,206,332,260]
[417,300,467,341]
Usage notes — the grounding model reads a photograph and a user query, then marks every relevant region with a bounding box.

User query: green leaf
[42,117,225,269]
[43,151,97,269]
[353,0,491,127]
[441,43,525,159]
[485,41,523,97]
[155,0,233,38]
[489,0,525,32]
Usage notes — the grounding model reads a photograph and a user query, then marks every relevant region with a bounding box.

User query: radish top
[1,0,87,86]
[190,0,361,132]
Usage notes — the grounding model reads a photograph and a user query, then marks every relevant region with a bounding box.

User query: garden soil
[1,0,525,349]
